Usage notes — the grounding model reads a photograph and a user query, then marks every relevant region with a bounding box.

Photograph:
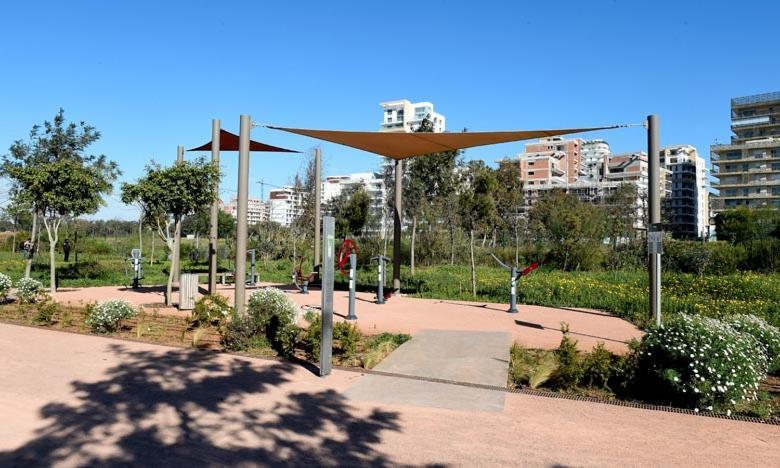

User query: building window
[528,171,535,176]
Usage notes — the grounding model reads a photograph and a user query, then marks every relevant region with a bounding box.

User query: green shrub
[509,344,558,389]
[0,272,12,300]
[361,333,410,369]
[637,314,767,412]
[581,342,614,389]
[33,300,59,325]
[728,314,780,373]
[333,321,361,359]
[85,299,137,333]
[550,323,583,390]
[16,277,44,303]
[221,287,300,355]
[191,294,232,326]
[304,313,323,360]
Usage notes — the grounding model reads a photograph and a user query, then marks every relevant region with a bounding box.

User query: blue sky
[1,0,778,220]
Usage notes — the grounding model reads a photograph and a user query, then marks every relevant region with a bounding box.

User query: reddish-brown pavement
[0,323,777,467]
[52,282,643,352]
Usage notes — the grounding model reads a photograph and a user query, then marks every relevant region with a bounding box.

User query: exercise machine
[371,255,391,304]
[337,239,359,320]
[489,253,539,313]
[125,248,144,289]
[292,255,319,294]
[247,249,257,286]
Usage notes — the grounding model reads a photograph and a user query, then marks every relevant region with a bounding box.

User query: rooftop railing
[732,91,780,106]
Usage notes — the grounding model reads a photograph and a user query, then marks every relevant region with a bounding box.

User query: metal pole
[234,115,250,315]
[172,146,184,284]
[392,159,403,293]
[208,119,220,295]
[347,252,357,320]
[647,114,662,326]
[509,267,518,314]
[376,257,385,304]
[319,216,335,376]
[314,147,322,269]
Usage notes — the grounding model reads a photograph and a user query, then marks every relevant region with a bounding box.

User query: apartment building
[322,172,388,235]
[711,91,780,211]
[518,136,583,185]
[581,139,611,181]
[661,145,710,239]
[379,99,445,133]
[222,196,269,226]
[268,187,303,227]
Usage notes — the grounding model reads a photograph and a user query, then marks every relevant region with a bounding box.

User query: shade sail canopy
[188,129,299,153]
[268,125,619,160]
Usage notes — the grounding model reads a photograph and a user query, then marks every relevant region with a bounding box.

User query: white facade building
[268,187,303,227]
[581,139,611,181]
[379,99,445,133]
[222,196,268,226]
[660,145,710,239]
[322,172,388,235]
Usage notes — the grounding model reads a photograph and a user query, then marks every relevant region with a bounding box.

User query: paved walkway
[345,330,513,411]
[0,324,778,467]
[52,282,643,352]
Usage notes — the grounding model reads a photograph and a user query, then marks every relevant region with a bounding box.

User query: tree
[603,183,638,247]
[121,159,219,305]
[182,208,236,239]
[494,158,524,262]
[458,163,498,297]
[715,207,780,244]
[403,118,460,275]
[330,186,370,239]
[530,189,606,271]
[1,109,119,292]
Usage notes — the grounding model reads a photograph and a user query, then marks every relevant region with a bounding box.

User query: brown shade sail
[187,129,299,153]
[267,125,619,160]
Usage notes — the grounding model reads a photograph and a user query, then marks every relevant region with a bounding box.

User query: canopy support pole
[235,114,251,315]
[208,119,221,294]
[393,159,403,293]
[647,114,662,326]
[314,147,322,268]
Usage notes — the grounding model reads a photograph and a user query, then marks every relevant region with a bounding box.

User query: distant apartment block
[711,91,780,211]
[661,145,710,239]
[222,196,269,226]
[268,187,303,227]
[519,136,583,185]
[379,99,445,133]
[323,172,388,235]
[581,139,611,181]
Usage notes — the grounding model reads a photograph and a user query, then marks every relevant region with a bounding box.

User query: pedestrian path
[344,329,512,411]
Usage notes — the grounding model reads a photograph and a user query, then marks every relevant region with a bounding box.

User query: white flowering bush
[0,273,12,300]
[16,277,44,303]
[637,314,767,413]
[728,314,780,373]
[85,299,137,333]
[221,287,299,354]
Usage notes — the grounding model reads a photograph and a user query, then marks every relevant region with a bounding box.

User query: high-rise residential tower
[711,91,780,211]
[379,99,445,133]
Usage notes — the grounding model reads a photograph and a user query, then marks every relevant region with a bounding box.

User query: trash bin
[179,273,199,310]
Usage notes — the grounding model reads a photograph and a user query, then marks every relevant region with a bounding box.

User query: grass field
[2,243,777,329]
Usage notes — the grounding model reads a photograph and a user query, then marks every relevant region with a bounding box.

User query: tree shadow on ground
[0,345,407,466]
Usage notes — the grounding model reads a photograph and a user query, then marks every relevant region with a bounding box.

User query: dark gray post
[509,266,518,314]
[376,257,385,304]
[234,115,250,315]
[172,145,184,284]
[347,252,357,320]
[314,147,322,269]
[392,159,403,293]
[319,216,335,377]
[647,114,662,326]
[208,119,220,294]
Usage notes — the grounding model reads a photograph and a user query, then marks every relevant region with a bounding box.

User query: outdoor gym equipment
[489,253,539,313]
[337,239,359,320]
[292,255,319,294]
[371,255,391,304]
[125,249,144,289]
[247,249,257,286]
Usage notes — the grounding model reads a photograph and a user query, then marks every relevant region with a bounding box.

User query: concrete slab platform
[345,329,512,411]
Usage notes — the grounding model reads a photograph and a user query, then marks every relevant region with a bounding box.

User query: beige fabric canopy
[267,125,619,160]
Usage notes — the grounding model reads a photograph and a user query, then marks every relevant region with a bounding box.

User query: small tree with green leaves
[1,109,119,293]
[330,186,370,239]
[121,159,219,305]
[458,163,498,297]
